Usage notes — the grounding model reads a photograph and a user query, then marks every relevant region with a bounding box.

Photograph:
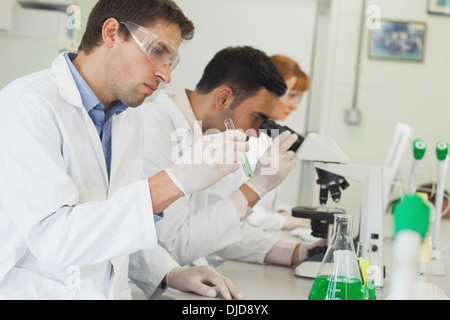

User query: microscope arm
[314,161,384,287]
[295,133,351,205]
[260,119,351,205]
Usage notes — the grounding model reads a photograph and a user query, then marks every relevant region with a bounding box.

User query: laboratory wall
[0,0,96,89]
[1,0,449,218]
[0,0,317,209]
[0,0,318,209]
[311,0,450,221]
[165,0,318,208]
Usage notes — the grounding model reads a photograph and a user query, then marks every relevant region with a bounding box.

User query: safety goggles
[120,20,180,71]
[282,89,303,103]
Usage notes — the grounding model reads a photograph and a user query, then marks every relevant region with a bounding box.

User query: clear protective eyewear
[282,89,303,103]
[120,20,180,71]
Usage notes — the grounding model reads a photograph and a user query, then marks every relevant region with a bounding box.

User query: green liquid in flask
[364,279,377,300]
[308,275,365,300]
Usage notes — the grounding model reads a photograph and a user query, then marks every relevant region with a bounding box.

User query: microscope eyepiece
[259,119,304,152]
[260,119,350,206]
[338,177,350,190]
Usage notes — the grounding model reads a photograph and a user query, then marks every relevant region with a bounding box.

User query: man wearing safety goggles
[120,20,180,72]
[75,18,182,108]
[0,0,246,300]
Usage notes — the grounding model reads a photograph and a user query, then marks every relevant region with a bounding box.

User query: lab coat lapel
[173,90,203,142]
[109,111,135,184]
[52,53,109,185]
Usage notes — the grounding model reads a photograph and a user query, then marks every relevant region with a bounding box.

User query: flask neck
[357,242,372,260]
[330,214,355,251]
[333,214,353,237]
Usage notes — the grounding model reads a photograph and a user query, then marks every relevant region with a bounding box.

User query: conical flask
[308,214,364,300]
[356,242,377,300]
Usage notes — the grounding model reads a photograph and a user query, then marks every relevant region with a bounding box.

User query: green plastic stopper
[413,139,426,160]
[436,141,448,161]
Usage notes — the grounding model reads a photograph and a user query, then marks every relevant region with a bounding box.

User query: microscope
[259,120,404,287]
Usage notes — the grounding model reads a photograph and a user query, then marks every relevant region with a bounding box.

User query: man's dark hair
[196,46,287,109]
[78,0,194,54]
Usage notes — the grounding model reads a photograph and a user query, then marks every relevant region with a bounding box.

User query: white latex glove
[166,266,245,300]
[245,131,297,198]
[165,130,248,195]
[278,210,311,230]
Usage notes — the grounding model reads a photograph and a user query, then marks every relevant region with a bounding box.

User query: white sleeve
[213,221,280,264]
[140,102,243,266]
[156,194,242,266]
[128,245,180,300]
[245,187,286,230]
[0,96,157,272]
[245,204,286,230]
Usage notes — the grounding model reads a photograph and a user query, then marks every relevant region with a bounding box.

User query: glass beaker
[356,242,377,300]
[308,214,364,300]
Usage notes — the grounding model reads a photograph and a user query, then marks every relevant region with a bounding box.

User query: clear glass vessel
[308,214,364,300]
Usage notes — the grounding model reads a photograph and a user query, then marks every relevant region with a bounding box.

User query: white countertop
[155,218,450,300]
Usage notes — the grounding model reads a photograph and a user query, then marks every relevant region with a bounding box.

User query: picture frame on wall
[428,0,450,15]
[368,20,426,62]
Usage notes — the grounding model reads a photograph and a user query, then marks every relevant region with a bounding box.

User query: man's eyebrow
[252,111,269,120]
[159,42,171,54]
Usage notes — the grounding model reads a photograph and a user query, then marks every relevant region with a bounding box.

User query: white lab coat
[138,90,280,268]
[0,53,159,299]
[244,134,289,230]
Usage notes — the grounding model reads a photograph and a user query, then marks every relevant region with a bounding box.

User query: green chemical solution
[364,278,377,300]
[240,151,253,177]
[308,275,365,300]
[223,118,253,177]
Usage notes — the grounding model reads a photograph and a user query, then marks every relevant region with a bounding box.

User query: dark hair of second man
[196,46,287,109]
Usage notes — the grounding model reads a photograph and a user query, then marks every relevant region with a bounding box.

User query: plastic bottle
[308,214,364,300]
[389,194,430,299]
[356,242,376,300]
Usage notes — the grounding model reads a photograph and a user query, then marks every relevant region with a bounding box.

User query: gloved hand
[245,130,297,198]
[166,265,245,300]
[277,210,311,230]
[165,130,248,195]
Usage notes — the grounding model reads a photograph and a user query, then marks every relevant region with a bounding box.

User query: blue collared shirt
[65,52,163,223]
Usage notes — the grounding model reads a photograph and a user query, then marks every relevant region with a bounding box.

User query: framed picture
[368,20,426,62]
[428,0,450,15]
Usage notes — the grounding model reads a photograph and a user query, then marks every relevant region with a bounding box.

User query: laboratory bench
[150,218,450,301]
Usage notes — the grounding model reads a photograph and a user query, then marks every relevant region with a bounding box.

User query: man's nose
[155,64,172,84]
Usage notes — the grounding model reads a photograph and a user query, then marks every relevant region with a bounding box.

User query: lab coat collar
[51,52,84,110]
[173,89,203,142]
[64,52,102,114]
[109,112,135,184]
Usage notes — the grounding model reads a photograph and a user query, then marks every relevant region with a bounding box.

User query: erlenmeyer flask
[308,214,364,300]
[356,242,377,300]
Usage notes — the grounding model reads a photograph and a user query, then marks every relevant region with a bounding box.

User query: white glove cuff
[164,168,186,196]
[166,266,182,288]
[229,189,250,220]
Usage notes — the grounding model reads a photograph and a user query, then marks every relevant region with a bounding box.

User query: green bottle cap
[436,141,448,161]
[393,194,430,239]
[413,139,426,160]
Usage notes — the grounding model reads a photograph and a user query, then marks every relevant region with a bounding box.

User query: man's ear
[102,18,121,48]
[215,86,234,111]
